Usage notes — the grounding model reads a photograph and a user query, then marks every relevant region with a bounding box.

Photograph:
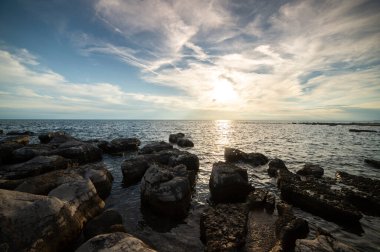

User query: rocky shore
[0,129,378,251]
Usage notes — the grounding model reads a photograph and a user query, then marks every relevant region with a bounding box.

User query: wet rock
[224,147,268,166]
[177,138,194,148]
[121,155,153,185]
[76,232,156,252]
[297,163,324,178]
[105,137,141,154]
[0,129,2,134]
[0,142,24,165]
[209,162,251,203]
[0,155,70,180]
[83,209,125,240]
[200,203,248,252]
[349,129,377,133]
[0,189,81,252]
[168,151,199,172]
[39,131,75,145]
[51,140,102,164]
[364,158,380,169]
[279,171,362,224]
[247,189,276,212]
[169,132,185,143]
[6,130,34,136]
[268,158,288,177]
[0,134,30,145]
[139,141,173,154]
[48,178,105,228]
[11,144,54,163]
[140,164,192,218]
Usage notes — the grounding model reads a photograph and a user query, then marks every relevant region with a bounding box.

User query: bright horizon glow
[0,0,379,120]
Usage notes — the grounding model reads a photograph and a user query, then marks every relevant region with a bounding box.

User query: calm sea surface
[1,120,379,251]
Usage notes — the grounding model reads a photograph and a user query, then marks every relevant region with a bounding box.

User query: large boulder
[76,232,156,252]
[0,155,70,180]
[209,162,251,203]
[48,179,105,228]
[169,133,185,143]
[177,138,194,148]
[83,209,125,240]
[297,163,324,178]
[38,131,75,145]
[0,189,81,252]
[51,140,102,164]
[0,135,30,145]
[139,141,173,154]
[268,158,288,177]
[365,158,380,169]
[224,147,268,166]
[105,138,141,154]
[140,164,192,218]
[121,155,154,185]
[0,135,29,164]
[11,144,54,163]
[200,203,248,252]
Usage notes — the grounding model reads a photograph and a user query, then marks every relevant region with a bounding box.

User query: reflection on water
[0,120,379,251]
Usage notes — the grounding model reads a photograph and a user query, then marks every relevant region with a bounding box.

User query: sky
[0,0,379,120]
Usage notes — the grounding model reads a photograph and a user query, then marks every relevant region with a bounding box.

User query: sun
[211,79,239,104]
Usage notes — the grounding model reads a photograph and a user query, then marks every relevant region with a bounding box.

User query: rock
[365,158,380,169]
[0,129,3,134]
[105,138,141,154]
[140,164,192,218]
[177,138,194,148]
[76,232,156,252]
[48,179,105,228]
[224,147,268,166]
[38,131,76,145]
[51,140,102,164]
[247,189,276,212]
[209,161,251,203]
[268,158,288,177]
[200,203,248,252]
[11,144,54,163]
[169,133,185,143]
[297,163,324,178]
[0,155,70,180]
[349,129,377,133]
[139,141,173,154]
[0,142,24,165]
[83,209,125,240]
[0,134,30,145]
[278,171,362,224]
[295,232,359,252]
[121,155,153,185]
[6,130,34,136]
[0,189,81,252]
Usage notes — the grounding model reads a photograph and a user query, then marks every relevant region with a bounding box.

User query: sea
[1,120,379,251]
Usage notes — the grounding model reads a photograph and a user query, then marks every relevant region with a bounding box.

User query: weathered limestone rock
[51,140,102,164]
[177,138,194,148]
[267,158,288,177]
[11,144,54,163]
[169,133,185,143]
[297,163,324,178]
[224,147,268,166]
[104,138,141,154]
[83,210,126,240]
[139,141,173,154]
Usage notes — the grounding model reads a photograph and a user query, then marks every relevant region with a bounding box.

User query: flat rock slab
[200,203,248,252]
[245,211,277,252]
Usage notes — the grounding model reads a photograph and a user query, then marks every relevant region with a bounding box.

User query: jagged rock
[139,141,173,154]
[51,140,102,164]
[268,158,288,177]
[0,155,70,180]
[169,133,185,143]
[76,232,156,252]
[83,210,125,240]
[6,130,34,136]
[209,161,251,203]
[278,170,362,224]
[200,203,248,252]
[11,144,54,163]
[349,129,376,133]
[224,147,268,166]
[364,158,380,169]
[247,189,276,212]
[140,164,192,218]
[297,163,324,178]
[38,131,75,145]
[177,138,194,148]
[0,189,81,252]
[105,138,141,154]
[168,151,199,172]
[48,179,105,228]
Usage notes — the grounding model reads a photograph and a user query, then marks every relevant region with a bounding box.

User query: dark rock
[76,232,156,252]
[200,203,248,252]
[297,163,324,178]
[140,164,192,218]
[245,210,276,252]
[0,155,70,180]
[209,161,251,203]
[268,158,288,177]
[365,158,380,169]
[6,130,34,136]
[83,209,125,240]
[168,151,199,172]
[0,189,81,252]
[11,144,54,163]
[247,189,267,209]
[38,131,75,145]
[139,141,173,154]
[106,138,141,153]
[349,129,377,133]
[224,147,268,166]
[169,133,185,143]
[0,129,2,134]
[177,138,194,148]
[295,232,359,252]
[0,135,30,145]
[0,142,24,165]
[121,155,152,185]
[279,171,362,224]
[51,140,102,164]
